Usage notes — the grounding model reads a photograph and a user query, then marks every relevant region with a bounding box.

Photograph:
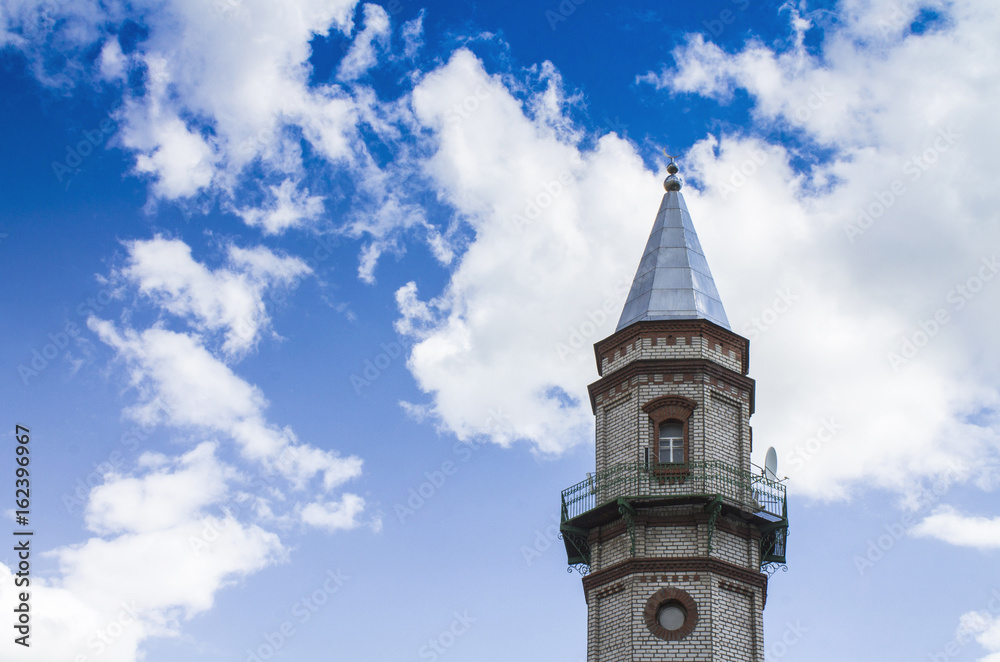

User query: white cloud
[85,442,232,535]
[98,38,126,81]
[0,0,112,84]
[122,236,311,356]
[337,3,391,81]
[397,49,659,454]
[632,1,1000,500]
[912,506,1000,550]
[382,0,1000,506]
[958,608,1000,662]
[236,179,326,234]
[4,0,365,209]
[400,10,425,59]
[29,315,369,659]
[3,0,452,279]
[131,111,217,198]
[0,441,284,661]
[300,493,368,532]
[88,321,364,495]
[112,0,363,199]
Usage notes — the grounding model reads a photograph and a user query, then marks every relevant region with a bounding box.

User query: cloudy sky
[2,0,1000,660]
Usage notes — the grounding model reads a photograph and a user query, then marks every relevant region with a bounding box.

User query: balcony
[559,460,788,569]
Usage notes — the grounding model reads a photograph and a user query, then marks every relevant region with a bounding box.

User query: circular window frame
[644,588,698,641]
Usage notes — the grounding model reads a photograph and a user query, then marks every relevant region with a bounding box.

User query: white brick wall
[600,332,743,376]
[584,321,766,661]
[586,570,765,662]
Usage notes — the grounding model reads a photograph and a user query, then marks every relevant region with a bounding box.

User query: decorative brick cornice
[583,557,768,605]
[594,319,750,377]
[588,359,756,415]
[591,512,761,547]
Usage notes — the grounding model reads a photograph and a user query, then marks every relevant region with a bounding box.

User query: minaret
[560,159,788,661]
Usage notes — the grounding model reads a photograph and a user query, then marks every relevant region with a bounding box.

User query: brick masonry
[582,319,768,661]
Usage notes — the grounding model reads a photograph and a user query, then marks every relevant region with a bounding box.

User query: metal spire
[615,156,731,331]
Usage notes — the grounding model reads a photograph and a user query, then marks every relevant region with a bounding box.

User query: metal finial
[662,149,682,191]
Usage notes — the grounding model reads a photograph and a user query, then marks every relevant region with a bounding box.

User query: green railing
[560,460,786,523]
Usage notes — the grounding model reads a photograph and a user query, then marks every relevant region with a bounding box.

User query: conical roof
[616,178,730,332]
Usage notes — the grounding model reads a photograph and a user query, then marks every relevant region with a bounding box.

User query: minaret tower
[560,159,788,661]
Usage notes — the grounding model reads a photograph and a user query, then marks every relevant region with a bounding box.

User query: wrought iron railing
[560,460,786,523]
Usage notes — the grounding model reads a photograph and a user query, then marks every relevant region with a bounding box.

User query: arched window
[658,421,684,464]
[643,395,696,469]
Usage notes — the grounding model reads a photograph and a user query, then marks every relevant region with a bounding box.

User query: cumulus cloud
[108,0,362,201]
[88,321,364,494]
[3,0,399,235]
[122,236,311,356]
[0,442,284,661]
[337,3,391,81]
[374,2,1000,500]
[631,0,1000,500]
[958,608,1000,662]
[400,10,425,59]
[300,493,368,532]
[396,49,659,454]
[912,506,1000,550]
[236,179,326,234]
[85,442,233,535]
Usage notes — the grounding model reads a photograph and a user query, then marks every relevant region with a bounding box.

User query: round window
[657,602,687,631]
[644,587,698,640]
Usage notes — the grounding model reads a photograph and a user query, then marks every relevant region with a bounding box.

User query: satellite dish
[764,447,778,481]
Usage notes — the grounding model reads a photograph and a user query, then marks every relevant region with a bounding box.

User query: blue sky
[2,0,1000,660]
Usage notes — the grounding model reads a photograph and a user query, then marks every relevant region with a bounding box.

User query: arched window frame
[642,395,697,469]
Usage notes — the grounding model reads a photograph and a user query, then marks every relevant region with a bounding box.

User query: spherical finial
[662,150,682,191]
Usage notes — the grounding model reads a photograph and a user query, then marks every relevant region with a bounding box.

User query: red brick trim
[589,511,759,545]
[588,359,755,415]
[594,319,750,377]
[643,587,699,641]
[642,394,698,416]
[594,582,625,600]
[583,557,768,605]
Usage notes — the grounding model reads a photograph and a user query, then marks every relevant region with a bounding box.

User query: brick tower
[559,160,788,661]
